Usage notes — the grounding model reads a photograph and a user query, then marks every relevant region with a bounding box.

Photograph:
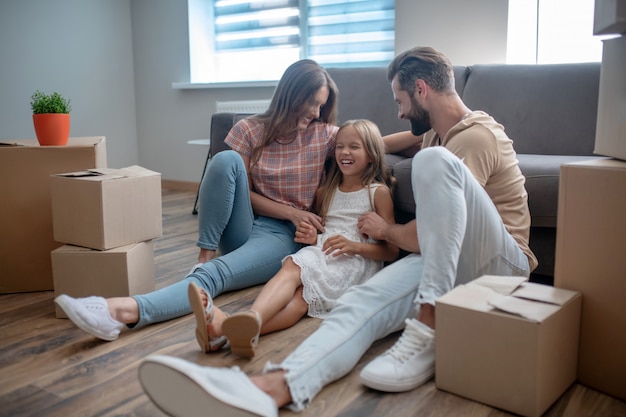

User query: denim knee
[208,149,242,171]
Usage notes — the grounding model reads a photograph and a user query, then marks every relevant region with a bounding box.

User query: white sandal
[188,282,227,353]
[221,310,262,358]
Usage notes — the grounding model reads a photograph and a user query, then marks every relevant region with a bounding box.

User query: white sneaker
[54,294,124,341]
[187,263,203,276]
[360,318,435,392]
[139,355,278,417]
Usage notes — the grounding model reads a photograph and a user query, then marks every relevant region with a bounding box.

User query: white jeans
[267,147,531,411]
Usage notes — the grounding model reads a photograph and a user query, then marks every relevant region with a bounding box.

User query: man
[137,46,537,417]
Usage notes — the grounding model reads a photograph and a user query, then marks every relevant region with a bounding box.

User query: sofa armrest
[209,112,253,157]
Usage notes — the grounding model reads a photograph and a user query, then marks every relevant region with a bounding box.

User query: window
[506,0,616,64]
[188,0,395,83]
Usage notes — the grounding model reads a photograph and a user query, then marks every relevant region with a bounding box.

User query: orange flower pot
[33,113,70,146]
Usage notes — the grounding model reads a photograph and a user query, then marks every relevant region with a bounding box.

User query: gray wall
[0,0,508,184]
[0,0,138,167]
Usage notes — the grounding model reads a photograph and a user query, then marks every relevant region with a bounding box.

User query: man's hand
[357,212,390,241]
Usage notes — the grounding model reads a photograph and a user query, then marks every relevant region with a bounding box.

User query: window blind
[213,0,395,67]
[214,0,301,51]
[307,0,395,68]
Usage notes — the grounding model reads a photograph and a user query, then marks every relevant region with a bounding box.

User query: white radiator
[215,99,271,114]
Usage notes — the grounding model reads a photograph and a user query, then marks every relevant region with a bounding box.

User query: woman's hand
[322,234,360,257]
[289,207,324,234]
[294,220,318,245]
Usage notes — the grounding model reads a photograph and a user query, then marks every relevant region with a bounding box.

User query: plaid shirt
[225,118,338,211]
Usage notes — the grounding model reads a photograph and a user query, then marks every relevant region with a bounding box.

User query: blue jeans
[269,147,531,411]
[132,151,303,328]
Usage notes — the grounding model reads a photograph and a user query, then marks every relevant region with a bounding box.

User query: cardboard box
[52,241,156,318]
[50,165,162,250]
[0,137,107,293]
[555,159,626,401]
[436,275,581,417]
[593,0,626,35]
[594,35,626,161]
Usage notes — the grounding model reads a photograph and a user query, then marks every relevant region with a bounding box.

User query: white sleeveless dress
[288,184,384,318]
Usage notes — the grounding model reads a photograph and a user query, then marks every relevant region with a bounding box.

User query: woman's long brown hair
[249,59,339,166]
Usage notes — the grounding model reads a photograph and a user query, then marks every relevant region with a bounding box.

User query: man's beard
[408,96,432,136]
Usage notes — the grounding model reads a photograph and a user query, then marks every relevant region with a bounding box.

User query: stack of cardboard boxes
[553,0,626,402]
[0,138,163,312]
[49,165,163,318]
[0,137,107,293]
[435,2,626,415]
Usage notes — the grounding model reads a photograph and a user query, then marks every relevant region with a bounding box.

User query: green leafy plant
[30,90,71,114]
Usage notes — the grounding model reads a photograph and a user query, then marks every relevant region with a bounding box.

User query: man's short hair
[387,47,455,95]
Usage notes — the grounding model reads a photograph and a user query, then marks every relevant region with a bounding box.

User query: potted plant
[30,90,72,146]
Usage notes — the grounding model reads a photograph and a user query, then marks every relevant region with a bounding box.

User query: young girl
[189,119,399,357]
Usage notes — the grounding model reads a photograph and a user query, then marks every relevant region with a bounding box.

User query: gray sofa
[208,62,602,282]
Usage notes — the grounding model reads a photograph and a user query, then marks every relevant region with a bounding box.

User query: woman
[55,59,340,341]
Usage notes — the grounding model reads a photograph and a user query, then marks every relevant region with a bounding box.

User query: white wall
[0,0,509,184]
[130,0,275,184]
[395,0,508,65]
[0,0,138,168]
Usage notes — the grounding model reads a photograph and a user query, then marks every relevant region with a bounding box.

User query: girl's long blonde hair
[249,59,338,166]
[315,119,395,219]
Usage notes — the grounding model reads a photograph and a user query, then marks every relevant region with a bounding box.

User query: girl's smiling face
[335,125,371,178]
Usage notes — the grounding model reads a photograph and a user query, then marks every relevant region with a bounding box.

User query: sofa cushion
[390,153,606,229]
[461,63,600,156]
[387,156,414,218]
[517,154,606,228]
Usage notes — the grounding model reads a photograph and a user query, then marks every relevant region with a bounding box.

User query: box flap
[53,169,125,181]
[52,165,159,181]
[117,165,160,178]
[53,243,142,254]
[471,275,527,295]
[512,282,578,306]
[437,283,497,312]
[438,276,579,323]
[52,245,95,254]
[487,293,561,322]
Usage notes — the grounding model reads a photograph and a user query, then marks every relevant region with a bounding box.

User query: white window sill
[172,80,278,90]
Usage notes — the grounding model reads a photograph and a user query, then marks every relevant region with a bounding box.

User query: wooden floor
[1,189,625,417]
